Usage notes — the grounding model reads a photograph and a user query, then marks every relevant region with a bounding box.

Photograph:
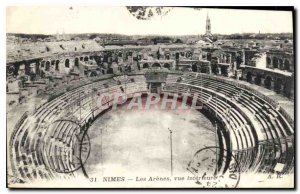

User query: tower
[205,13,212,37]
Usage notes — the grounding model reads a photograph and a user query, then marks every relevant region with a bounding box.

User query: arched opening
[152,63,161,68]
[90,71,97,77]
[75,58,79,67]
[207,53,212,61]
[108,57,112,64]
[143,63,149,69]
[283,81,291,97]
[186,52,192,58]
[84,56,89,62]
[246,72,252,83]
[126,65,132,73]
[40,70,45,78]
[29,65,36,81]
[41,61,45,68]
[103,54,108,63]
[165,54,170,60]
[200,66,209,73]
[55,60,59,71]
[107,68,114,74]
[266,57,271,66]
[278,59,283,69]
[275,78,283,93]
[264,76,272,89]
[284,60,290,71]
[80,57,83,61]
[211,64,218,75]
[124,52,129,60]
[35,62,40,75]
[163,63,170,69]
[65,59,70,68]
[192,63,198,72]
[24,63,31,75]
[273,57,278,68]
[254,74,262,85]
[45,61,50,71]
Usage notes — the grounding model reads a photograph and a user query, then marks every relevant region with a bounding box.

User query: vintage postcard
[6,6,294,188]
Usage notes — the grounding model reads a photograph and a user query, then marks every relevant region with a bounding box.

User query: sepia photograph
[6,6,295,188]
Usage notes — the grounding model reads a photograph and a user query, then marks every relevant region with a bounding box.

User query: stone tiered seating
[163,82,255,172]
[10,72,294,182]
[10,75,150,182]
[164,72,294,174]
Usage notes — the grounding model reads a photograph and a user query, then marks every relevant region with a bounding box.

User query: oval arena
[6,37,294,185]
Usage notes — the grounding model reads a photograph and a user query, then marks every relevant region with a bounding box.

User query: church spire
[205,12,211,36]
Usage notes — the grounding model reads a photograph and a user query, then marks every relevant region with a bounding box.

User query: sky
[6,7,293,35]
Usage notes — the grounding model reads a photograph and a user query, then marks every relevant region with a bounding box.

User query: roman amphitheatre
[6,24,294,187]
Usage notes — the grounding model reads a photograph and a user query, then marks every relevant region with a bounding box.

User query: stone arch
[165,54,170,60]
[75,58,79,67]
[273,57,278,68]
[107,56,113,63]
[278,58,283,69]
[24,63,31,75]
[266,57,272,66]
[275,78,283,93]
[264,76,272,89]
[246,71,252,83]
[65,59,70,68]
[90,71,97,77]
[284,60,290,71]
[35,62,40,75]
[254,74,262,85]
[40,70,45,78]
[119,66,123,73]
[207,53,212,61]
[283,80,291,97]
[175,52,180,60]
[107,68,114,74]
[84,56,89,62]
[103,54,108,63]
[55,60,60,71]
[143,63,149,69]
[200,66,209,73]
[45,61,50,71]
[185,51,192,58]
[192,63,198,72]
[163,63,171,69]
[80,57,84,61]
[152,63,161,68]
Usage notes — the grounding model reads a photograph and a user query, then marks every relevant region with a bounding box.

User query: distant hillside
[7,33,53,40]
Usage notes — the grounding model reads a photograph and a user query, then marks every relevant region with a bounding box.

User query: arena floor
[85,99,216,178]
